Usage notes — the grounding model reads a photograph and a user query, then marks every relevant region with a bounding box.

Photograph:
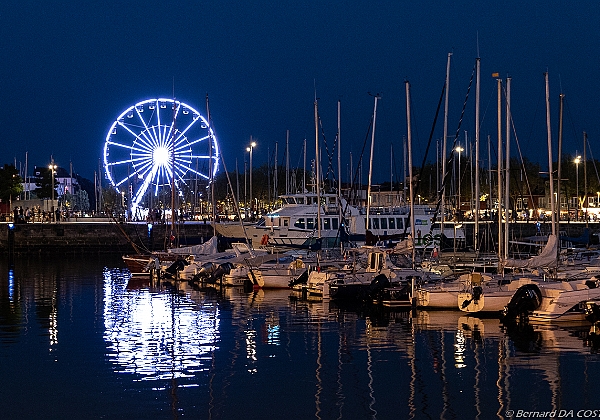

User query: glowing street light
[48,160,57,201]
[48,158,57,222]
[575,155,581,221]
[455,145,464,220]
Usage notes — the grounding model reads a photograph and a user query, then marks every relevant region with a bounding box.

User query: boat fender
[261,234,269,245]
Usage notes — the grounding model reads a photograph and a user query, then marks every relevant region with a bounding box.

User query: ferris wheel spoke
[130,152,153,160]
[114,171,139,187]
[106,140,140,151]
[131,166,157,208]
[173,136,191,151]
[175,173,188,185]
[117,121,146,140]
[174,117,199,143]
[106,158,137,168]
[187,167,210,180]
[174,141,193,153]
[135,106,151,132]
[135,161,154,178]
[173,161,191,176]
[130,157,154,171]
[174,158,192,168]
[133,131,158,151]
[186,135,211,148]
[156,100,162,131]
[151,125,162,147]
[174,152,192,163]
[165,105,181,142]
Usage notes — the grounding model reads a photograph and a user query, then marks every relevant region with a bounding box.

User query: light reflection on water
[1,257,600,419]
[103,268,220,383]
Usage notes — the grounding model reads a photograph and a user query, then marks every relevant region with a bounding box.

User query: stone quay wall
[0,221,215,254]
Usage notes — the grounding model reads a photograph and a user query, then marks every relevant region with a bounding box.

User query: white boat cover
[168,236,219,255]
[504,234,558,269]
[392,237,414,254]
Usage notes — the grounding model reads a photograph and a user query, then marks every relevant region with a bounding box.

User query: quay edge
[0,221,215,254]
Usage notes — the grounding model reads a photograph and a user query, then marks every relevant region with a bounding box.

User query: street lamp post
[247,139,256,219]
[48,159,57,222]
[244,159,247,219]
[575,155,581,221]
[455,145,464,220]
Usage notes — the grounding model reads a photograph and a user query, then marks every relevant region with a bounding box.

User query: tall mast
[303,138,306,193]
[545,72,556,236]
[286,130,290,194]
[274,141,278,200]
[504,77,511,259]
[557,94,564,237]
[170,96,178,247]
[236,158,240,208]
[390,144,393,193]
[405,81,416,269]
[206,94,216,236]
[366,94,380,232]
[337,100,341,196]
[496,78,503,263]
[441,52,452,244]
[474,58,481,252]
[314,99,321,238]
[584,131,588,227]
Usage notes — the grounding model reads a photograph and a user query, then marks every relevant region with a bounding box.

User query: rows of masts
[216,56,582,266]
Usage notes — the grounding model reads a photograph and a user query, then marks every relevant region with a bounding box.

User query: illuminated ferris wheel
[103,98,219,214]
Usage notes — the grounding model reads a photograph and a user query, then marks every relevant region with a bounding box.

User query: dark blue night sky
[1,1,599,183]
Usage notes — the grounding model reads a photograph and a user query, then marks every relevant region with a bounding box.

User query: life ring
[260,234,269,245]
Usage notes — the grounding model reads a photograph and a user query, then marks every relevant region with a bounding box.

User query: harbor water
[1,256,600,419]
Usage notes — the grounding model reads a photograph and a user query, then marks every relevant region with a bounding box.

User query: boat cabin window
[323,218,331,230]
[307,218,315,229]
[332,218,339,230]
[381,218,387,229]
[369,252,384,270]
[388,218,396,229]
[296,197,304,204]
[327,197,336,205]
[373,218,380,229]
[283,218,289,227]
[396,218,404,229]
[294,218,305,229]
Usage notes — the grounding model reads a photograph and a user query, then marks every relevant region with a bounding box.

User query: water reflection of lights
[265,313,280,346]
[103,268,220,382]
[245,329,258,373]
[454,329,466,368]
[8,268,14,302]
[49,298,58,347]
